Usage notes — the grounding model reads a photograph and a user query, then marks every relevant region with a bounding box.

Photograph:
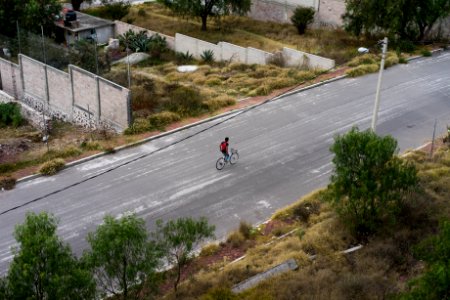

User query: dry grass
[129,3,364,65]
[160,146,450,300]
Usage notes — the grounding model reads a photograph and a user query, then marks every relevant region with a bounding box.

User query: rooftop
[55,11,115,33]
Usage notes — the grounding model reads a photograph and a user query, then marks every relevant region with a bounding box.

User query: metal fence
[0,23,110,76]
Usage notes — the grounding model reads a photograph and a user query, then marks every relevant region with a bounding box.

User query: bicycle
[216,148,239,170]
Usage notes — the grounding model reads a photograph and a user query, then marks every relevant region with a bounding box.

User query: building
[55,9,115,45]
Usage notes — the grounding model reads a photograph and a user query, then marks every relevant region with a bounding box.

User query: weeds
[39,158,65,175]
[346,64,379,77]
[421,49,432,57]
[0,177,16,190]
[0,102,22,128]
[147,111,180,130]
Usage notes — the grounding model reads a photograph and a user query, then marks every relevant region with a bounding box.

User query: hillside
[158,144,450,299]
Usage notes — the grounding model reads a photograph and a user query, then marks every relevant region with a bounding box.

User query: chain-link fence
[0,23,111,76]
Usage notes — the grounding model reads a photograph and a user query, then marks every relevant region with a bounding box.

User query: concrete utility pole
[371,37,388,132]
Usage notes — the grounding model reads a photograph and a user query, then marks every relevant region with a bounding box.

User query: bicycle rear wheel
[229,152,239,165]
[216,157,225,170]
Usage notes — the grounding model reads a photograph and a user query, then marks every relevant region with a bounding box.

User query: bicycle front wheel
[216,157,225,170]
[229,152,239,165]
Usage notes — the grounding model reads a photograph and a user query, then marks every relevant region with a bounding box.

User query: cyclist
[220,137,230,162]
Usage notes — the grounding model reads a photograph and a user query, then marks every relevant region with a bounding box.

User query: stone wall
[0,55,131,132]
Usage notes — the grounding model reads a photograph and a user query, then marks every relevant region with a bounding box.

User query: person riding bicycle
[220,137,230,162]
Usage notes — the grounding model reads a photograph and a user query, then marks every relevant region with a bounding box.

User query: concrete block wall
[218,42,247,62]
[98,77,130,128]
[282,47,335,69]
[20,56,47,106]
[114,23,334,70]
[114,21,176,50]
[246,47,273,64]
[0,55,130,132]
[0,59,23,100]
[47,66,72,114]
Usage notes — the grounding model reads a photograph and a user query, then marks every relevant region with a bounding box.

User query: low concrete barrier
[232,258,298,293]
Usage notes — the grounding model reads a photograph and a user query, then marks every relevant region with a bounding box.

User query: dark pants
[222,151,229,161]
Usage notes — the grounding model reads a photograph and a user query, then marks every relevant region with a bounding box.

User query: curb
[15,48,446,184]
[15,73,350,184]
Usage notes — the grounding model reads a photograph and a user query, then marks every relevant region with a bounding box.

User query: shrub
[80,141,101,151]
[124,118,151,135]
[398,220,450,299]
[200,243,220,257]
[384,53,399,68]
[290,6,315,35]
[227,231,245,248]
[39,159,65,176]
[42,147,82,160]
[176,51,194,64]
[118,30,151,52]
[239,221,253,240]
[148,111,181,130]
[292,200,321,222]
[148,34,168,58]
[396,40,416,53]
[346,64,379,77]
[254,84,271,96]
[328,127,418,236]
[347,54,377,67]
[104,147,116,154]
[164,86,204,116]
[421,49,432,57]
[268,78,297,90]
[200,287,237,300]
[0,102,22,127]
[202,96,236,112]
[138,8,146,17]
[200,50,215,63]
[131,84,158,111]
[399,56,408,64]
[205,77,222,87]
[0,177,16,190]
[84,2,130,21]
[293,70,317,81]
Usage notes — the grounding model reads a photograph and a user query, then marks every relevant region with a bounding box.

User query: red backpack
[220,141,227,152]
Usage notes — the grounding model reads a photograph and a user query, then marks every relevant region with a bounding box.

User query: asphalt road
[1,51,450,274]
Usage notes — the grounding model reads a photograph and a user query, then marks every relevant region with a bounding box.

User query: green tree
[157,0,252,31]
[399,220,450,299]
[70,39,110,74]
[5,212,95,300]
[328,127,417,236]
[343,0,450,41]
[0,0,61,37]
[290,6,315,35]
[84,214,162,300]
[154,217,215,293]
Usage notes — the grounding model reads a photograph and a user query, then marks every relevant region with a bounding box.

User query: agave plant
[176,51,194,64]
[200,49,215,63]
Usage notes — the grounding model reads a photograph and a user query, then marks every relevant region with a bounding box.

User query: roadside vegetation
[0,111,140,180]
[159,129,450,300]
[1,128,449,299]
